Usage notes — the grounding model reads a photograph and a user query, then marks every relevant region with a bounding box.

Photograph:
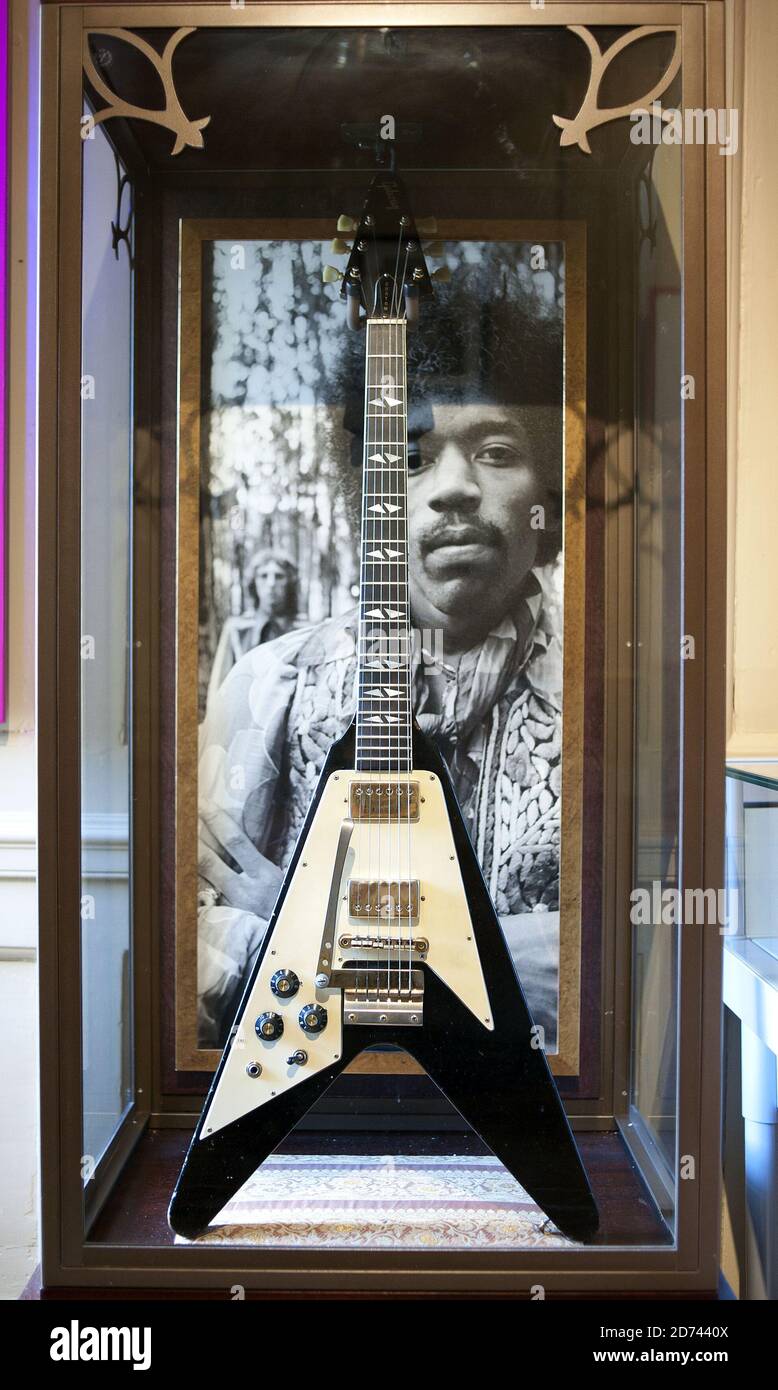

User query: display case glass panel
[80,113,135,1170]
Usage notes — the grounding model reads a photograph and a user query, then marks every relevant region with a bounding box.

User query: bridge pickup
[349,781,419,822]
[348,879,420,923]
[343,969,424,1027]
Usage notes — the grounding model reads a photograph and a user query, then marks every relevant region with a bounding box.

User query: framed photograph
[174,218,587,1079]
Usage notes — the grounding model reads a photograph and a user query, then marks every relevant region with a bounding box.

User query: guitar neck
[355,317,412,774]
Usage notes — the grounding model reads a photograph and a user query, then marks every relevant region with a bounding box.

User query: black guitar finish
[169,721,599,1243]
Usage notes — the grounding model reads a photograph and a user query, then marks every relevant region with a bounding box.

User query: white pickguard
[201,770,493,1138]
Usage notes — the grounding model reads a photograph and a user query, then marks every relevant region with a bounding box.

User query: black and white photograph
[176,221,586,1072]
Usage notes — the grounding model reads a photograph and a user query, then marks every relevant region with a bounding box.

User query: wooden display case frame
[37,0,726,1296]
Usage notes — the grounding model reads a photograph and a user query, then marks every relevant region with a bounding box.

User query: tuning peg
[424,241,444,258]
[330,237,352,255]
[431,265,451,284]
[322,265,343,284]
[337,214,358,233]
[416,217,437,235]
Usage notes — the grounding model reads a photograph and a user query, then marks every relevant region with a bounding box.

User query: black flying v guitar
[169,174,599,1244]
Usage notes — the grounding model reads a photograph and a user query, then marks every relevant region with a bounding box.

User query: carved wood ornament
[554,25,682,155]
[83,26,211,156]
[82,21,683,162]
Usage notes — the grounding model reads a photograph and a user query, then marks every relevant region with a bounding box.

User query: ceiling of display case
[83,24,680,174]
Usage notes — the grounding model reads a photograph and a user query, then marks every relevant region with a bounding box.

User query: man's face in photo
[254,559,289,616]
[407,402,546,629]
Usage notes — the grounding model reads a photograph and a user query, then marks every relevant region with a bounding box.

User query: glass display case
[37,1,726,1295]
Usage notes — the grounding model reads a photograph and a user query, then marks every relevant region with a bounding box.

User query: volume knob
[298,1003,328,1035]
[270,969,300,999]
[255,1011,283,1041]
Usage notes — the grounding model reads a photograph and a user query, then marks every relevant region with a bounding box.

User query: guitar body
[169,721,599,1243]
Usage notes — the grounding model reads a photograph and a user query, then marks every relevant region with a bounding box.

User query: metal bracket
[111,152,134,267]
[314,817,425,1025]
[314,818,354,985]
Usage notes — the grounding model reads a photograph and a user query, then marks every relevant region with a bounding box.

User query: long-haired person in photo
[207,550,299,706]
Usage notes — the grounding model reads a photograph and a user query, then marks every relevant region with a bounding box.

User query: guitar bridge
[343,969,424,1027]
[340,934,428,954]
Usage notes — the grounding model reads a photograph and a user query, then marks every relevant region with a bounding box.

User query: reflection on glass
[80,116,134,1169]
[630,138,683,1228]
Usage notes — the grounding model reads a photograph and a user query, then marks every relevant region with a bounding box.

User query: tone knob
[270,968,300,999]
[298,1003,328,1035]
[255,1011,283,1041]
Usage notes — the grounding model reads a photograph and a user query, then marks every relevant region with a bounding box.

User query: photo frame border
[174,216,587,1078]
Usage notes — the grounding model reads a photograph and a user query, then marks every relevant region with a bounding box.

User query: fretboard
[355,318,412,773]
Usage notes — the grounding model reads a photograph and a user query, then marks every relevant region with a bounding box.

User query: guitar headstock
[323,173,448,330]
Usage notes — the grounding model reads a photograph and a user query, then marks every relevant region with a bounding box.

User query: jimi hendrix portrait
[177,227,586,1074]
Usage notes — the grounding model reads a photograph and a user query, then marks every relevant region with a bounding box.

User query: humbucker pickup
[349,781,420,822]
[348,878,420,923]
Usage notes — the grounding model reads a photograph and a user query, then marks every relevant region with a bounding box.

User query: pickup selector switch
[255,1011,283,1041]
[298,1003,327,1035]
[270,969,300,999]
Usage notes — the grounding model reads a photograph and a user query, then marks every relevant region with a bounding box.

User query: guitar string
[393,311,401,995]
[387,290,410,994]
[387,252,403,994]
[386,312,394,989]
[397,260,414,996]
[383,314,391,991]
[368,219,381,1004]
[394,310,409,996]
[379,231,390,998]
[371,315,381,995]
[399,312,410,995]
[395,299,406,995]
[370,314,384,991]
[397,310,403,991]
[386,312,398,993]
[400,313,409,996]
[361,315,372,1000]
[408,314,414,995]
[394,313,401,995]
[379,315,386,993]
[389,316,396,998]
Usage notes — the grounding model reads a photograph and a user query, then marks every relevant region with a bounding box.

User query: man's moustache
[419,519,503,554]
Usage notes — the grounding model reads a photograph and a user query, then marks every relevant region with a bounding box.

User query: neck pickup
[349,779,419,821]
